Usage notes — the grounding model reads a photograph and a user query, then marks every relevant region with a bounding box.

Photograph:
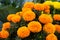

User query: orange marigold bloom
[43,23,56,34]
[53,14,60,21]
[23,11,36,21]
[2,22,10,30]
[0,32,1,38]
[38,14,53,24]
[45,9,50,14]
[7,14,15,21]
[23,2,34,9]
[43,4,50,10]
[17,26,30,38]
[1,30,9,38]
[55,24,60,33]
[46,34,58,40]
[28,21,42,33]
[22,8,31,12]
[34,3,44,11]
[11,15,21,23]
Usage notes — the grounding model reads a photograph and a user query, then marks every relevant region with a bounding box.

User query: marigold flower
[17,26,30,38]
[43,4,50,10]
[53,14,60,21]
[43,1,53,5]
[11,15,21,23]
[34,3,44,11]
[43,23,56,33]
[22,8,31,12]
[55,24,60,33]
[23,2,34,9]
[2,22,10,30]
[23,11,36,21]
[52,2,60,9]
[38,14,53,24]
[52,2,59,5]
[1,30,9,38]
[28,21,42,33]
[7,14,15,21]
[0,32,1,38]
[46,34,58,40]
[45,9,50,14]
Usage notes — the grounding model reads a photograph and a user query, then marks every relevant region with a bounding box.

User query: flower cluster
[0,2,60,40]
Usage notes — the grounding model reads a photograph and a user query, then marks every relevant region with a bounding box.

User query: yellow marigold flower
[38,14,53,24]
[7,14,15,21]
[55,24,60,33]
[23,11,36,21]
[34,3,44,11]
[52,2,59,5]
[1,30,9,38]
[2,22,10,30]
[28,21,42,33]
[43,23,56,33]
[17,26,30,38]
[53,14,60,21]
[46,34,58,40]
[23,2,34,9]
[43,1,53,5]
[53,2,60,9]
[11,15,21,23]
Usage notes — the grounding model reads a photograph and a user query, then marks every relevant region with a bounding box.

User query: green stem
[53,9,55,15]
[41,11,44,14]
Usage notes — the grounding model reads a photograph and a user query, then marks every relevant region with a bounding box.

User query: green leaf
[15,36,22,40]
[33,0,45,3]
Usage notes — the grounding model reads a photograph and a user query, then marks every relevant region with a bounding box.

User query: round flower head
[43,4,50,10]
[1,30,9,38]
[53,2,60,9]
[55,24,60,33]
[46,34,58,40]
[28,21,42,33]
[43,1,53,5]
[7,14,15,21]
[53,14,60,21]
[45,9,50,14]
[22,8,31,13]
[17,26,30,38]
[23,2,34,9]
[2,22,10,30]
[43,23,56,34]
[11,15,21,23]
[38,14,53,24]
[23,11,36,21]
[34,3,44,11]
